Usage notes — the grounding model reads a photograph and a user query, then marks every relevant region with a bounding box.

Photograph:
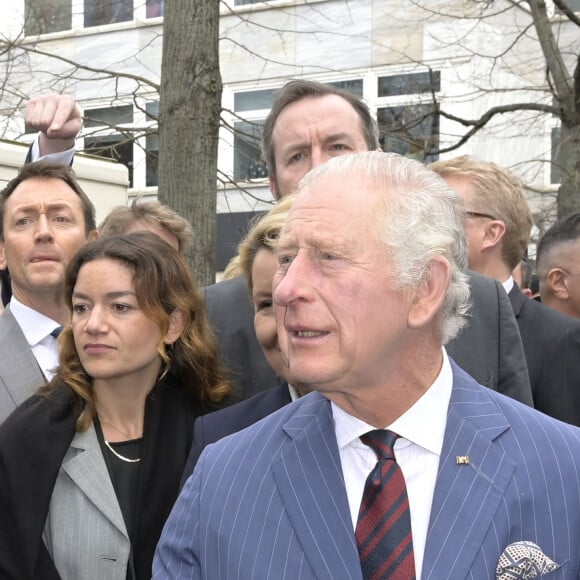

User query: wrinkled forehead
[279,179,380,248]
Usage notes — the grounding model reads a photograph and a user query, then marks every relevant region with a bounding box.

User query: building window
[328,79,364,97]
[233,120,268,181]
[378,71,441,97]
[234,89,276,113]
[24,0,71,36]
[146,0,164,17]
[378,104,439,162]
[555,0,580,13]
[85,135,134,185]
[84,0,133,27]
[84,105,133,128]
[84,105,135,185]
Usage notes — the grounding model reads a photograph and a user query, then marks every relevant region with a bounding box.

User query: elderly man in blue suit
[155,152,580,579]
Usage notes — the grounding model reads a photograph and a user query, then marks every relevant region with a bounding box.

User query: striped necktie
[355,429,416,580]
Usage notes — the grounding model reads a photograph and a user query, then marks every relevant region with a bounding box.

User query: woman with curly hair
[0,231,230,580]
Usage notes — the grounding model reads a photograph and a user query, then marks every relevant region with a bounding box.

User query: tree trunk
[557,122,580,218]
[157,0,222,286]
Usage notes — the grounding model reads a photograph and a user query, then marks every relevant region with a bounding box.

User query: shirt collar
[10,296,61,347]
[502,276,514,294]
[333,348,453,457]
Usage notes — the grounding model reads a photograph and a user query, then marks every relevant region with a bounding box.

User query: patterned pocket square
[496,541,561,579]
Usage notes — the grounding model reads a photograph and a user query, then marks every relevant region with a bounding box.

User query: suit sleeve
[495,281,534,407]
[153,454,203,578]
[26,134,75,165]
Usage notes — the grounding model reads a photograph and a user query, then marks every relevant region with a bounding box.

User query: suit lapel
[508,284,526,319]
[423,365,516,580]
[0,307,46,408]
[61,425,128,538]
[271,394,363,580]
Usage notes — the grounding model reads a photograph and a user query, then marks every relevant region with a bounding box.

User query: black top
[0,375,208,580]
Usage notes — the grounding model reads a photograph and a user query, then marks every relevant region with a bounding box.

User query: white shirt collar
[9,296,61,347]
[502,276,514,294]
[332,348,453,457]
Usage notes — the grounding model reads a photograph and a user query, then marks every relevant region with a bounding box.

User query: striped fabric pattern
[356,430,416,580]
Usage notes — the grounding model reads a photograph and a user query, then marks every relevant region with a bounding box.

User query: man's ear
[87,229,100,242]
[546,268,569,300]
[0,242,6,270]
[481,220,506,252]
[165,309,186,345]
[407,256,451,330]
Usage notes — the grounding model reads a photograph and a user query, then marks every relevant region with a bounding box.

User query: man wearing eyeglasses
[432,156,580,426]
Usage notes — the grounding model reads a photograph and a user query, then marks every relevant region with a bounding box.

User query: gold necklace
[104,440,141,463]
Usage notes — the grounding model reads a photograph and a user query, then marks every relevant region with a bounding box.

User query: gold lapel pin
[456,455,470,465]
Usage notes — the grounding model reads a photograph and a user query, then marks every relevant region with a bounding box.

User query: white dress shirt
[502,275,514,294]
[10,297,61,381]
[332,349,453,580]
[30,134,75,165]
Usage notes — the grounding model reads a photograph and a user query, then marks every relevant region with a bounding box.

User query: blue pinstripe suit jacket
[154,362,580,579]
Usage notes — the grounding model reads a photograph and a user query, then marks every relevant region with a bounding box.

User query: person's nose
[34,214,54,243]
[83,306,109,335]
[274,252,316,307]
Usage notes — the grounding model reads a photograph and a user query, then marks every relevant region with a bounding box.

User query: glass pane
[85,135,134,186]
[25,0,71,36]
[234,90,276,113]
[328,79,364,97]
[555,0,580,13]
[145,101,159,121]
[233,120,268,181]
[84,0,133,27]
[146,0,164,17]
[378,71,441,97]
[84,105,134,128]
[146,133,159,187]
[377,104,439,162]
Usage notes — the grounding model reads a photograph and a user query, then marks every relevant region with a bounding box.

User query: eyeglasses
[465,211,496,220]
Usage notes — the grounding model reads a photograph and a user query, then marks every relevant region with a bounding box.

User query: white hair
[298,151,471,343]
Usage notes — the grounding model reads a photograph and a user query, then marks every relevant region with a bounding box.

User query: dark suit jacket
[203,277,278,403]
[155,362,580,579]
[204,271,533,405]
[180,384,292,487]
[509,283,580,426]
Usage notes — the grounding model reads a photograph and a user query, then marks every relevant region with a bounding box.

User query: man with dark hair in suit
[432,155,580,426]
[0,159,98,423]
[204,79,532,406]
[155,152,580,579]
[537,211,580,319]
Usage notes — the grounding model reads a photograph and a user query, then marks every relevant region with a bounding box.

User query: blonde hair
[238,197,294,293]
[99,199,194,254]
[430,156,533,270]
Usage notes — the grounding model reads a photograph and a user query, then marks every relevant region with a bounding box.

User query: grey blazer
[0,306,46,424]
[43,424,131,580]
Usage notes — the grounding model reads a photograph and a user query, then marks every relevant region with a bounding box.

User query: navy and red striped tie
[355,429,416,580]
